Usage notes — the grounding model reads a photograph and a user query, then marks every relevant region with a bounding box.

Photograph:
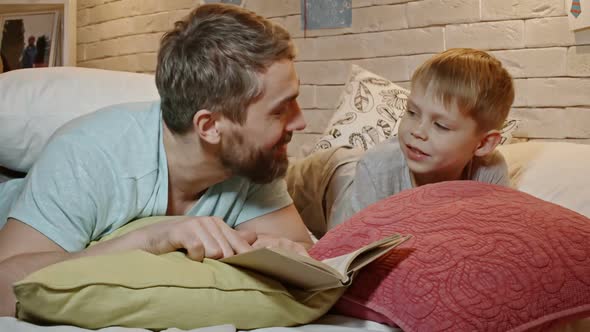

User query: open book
[221,233,411,291]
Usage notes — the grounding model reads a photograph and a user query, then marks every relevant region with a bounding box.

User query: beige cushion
[498,141,590,218]
[14,216,343,330]
[311,64,409,153]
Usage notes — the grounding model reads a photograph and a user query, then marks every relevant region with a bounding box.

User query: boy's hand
[130,216,257,261]
[252,234,310,257]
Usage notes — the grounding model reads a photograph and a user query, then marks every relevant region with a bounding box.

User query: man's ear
[193,109,221,144]
[474,129,502,157]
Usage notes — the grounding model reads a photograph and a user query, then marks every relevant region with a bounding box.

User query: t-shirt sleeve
[472,150,510,187]
[347,139,409,218]
[234,178,293,226]
[348,159,383,216]
[8,136,114,252]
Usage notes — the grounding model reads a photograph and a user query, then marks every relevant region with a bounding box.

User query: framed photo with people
[0,10,59,71]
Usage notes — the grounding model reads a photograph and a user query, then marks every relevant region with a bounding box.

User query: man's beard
[220,129,291,184]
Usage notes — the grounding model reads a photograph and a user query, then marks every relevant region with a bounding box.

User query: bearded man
[0,3,312,316]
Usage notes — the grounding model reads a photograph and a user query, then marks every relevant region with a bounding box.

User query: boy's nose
[411,123,428,140]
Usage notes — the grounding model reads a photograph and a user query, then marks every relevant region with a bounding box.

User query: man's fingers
[251,236,310,257]
[251,239,263,249]
[236,229,257,245]
[202,219,235,258]
[183,240,205,261]
[191,222,224,259]
[221,227,253,255]
[292,243,310,257]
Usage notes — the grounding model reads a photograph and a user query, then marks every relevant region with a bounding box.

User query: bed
[0,67,589,332]
[0,314,401,332]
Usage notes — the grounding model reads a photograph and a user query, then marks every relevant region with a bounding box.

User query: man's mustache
[280,133,292,145]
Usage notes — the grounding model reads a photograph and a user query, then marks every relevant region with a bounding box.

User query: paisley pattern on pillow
[312,65,409,153]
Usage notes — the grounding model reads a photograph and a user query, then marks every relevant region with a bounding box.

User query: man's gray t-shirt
[0,102,293,251]
[337,137,509,225]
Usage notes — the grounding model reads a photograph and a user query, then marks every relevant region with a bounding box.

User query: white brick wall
[77,0,197,69]
[77,0,590,154]
[481,0,564,20]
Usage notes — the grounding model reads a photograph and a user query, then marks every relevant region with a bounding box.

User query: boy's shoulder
[471,148,510,186]
[474,148,507,168]
[360,137,406,169]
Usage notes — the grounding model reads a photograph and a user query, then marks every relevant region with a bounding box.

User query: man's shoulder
[59,101,159,134]
[51,101,160,146]
[45,101,163,176]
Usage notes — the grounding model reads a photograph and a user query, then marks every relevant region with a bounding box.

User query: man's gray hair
[155,3,295,134]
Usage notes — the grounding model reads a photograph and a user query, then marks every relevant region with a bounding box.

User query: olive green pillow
[14,216,344,330]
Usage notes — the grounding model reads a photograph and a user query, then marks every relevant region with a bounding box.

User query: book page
[221,233,410,291]
[221,248,345,290]
[321,234,411,279]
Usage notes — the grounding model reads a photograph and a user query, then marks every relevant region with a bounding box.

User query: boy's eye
[406,110,416,116]
[435,122,450,130]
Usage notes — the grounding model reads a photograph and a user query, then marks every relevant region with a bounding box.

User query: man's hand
[252,234,310,257]
[127,216,257,261]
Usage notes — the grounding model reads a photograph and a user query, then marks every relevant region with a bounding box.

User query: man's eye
[406,110,416,116]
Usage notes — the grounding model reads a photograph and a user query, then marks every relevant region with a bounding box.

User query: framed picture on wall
[0,10,59,71]
[568,0,590,30]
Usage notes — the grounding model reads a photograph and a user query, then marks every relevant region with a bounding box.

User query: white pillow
[498,141,590,218]
[0,67,160,172]
[311,65,409,153]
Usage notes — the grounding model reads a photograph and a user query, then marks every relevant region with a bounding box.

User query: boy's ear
[193,109,221,145]
[474,129,502,157]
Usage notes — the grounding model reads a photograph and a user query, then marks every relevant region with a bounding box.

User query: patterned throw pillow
[312,65,409,153]
[312,65,518,153]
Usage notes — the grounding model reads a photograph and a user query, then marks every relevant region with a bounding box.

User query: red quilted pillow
[309,181,590,332]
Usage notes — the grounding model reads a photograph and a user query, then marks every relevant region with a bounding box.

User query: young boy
[286,48,514,237]
[345,48,514,219]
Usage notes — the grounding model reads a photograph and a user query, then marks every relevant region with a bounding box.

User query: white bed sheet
[0,315,401,332]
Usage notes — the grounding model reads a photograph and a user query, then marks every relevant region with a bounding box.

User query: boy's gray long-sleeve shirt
[335,137,510,226]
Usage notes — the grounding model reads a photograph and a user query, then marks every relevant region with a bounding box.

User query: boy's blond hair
[411,48,514,132]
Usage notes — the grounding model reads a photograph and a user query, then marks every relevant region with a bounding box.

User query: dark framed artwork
[0,10,58,71]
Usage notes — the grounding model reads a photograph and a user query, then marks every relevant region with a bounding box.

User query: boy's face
[398,85,483,184]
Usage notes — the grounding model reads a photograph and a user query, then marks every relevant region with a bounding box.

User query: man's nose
[287,102,306,132]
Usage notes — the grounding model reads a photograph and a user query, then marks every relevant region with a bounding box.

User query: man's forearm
[0,231,146,317]
[0,251,72,317]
